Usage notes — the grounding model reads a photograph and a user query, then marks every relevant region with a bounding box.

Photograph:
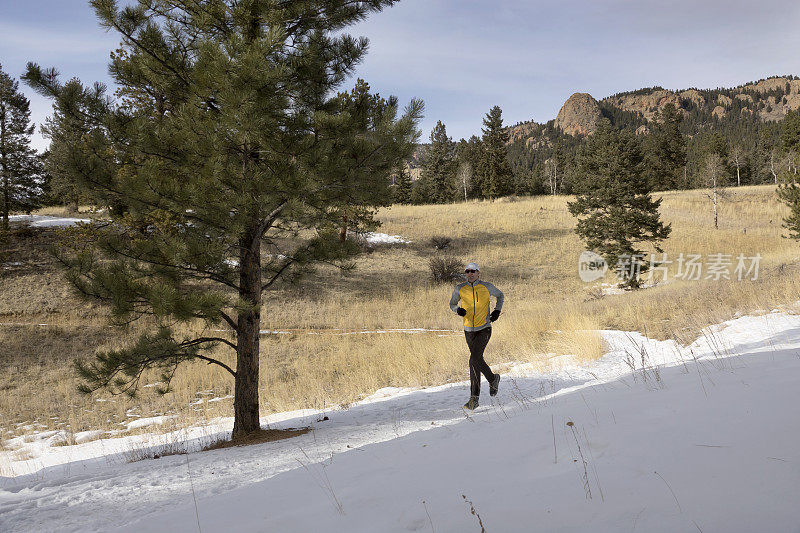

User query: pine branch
[75,327,236,396]
[219,309,237,330]
[261,256,295,292]
[256,199,289,243]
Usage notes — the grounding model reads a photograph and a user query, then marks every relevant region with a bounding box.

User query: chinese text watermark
[578,252,761,283]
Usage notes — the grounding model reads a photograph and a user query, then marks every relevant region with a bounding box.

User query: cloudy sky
[3,0,800,152]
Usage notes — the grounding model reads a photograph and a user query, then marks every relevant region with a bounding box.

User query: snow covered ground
[2,311,800,532]
[8,215,91,228]
[363,232,410,244]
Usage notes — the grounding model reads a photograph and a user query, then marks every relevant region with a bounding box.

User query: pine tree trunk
[1,174,8,232]
[70,189,79,215]
[340,213,347,242]
[1,114,8,232]
[233,221,262,438]
[231,10,267,439]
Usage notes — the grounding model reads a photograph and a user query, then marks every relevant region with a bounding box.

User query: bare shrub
[430,235,452,250]
[429,256,463,283]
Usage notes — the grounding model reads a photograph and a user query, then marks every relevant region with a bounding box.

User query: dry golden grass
[2,184,799,441]
[31,205,103,217]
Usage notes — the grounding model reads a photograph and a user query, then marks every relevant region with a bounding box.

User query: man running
[449,262,504,409]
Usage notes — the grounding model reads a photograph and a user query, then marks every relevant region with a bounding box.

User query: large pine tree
[24,0,422,438]
[568,122,671,289]
[393,164,413,204]
[0,64,43,230]
[477,105,513,199]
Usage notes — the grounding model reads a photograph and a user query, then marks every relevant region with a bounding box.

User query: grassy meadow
[2,184,800,445]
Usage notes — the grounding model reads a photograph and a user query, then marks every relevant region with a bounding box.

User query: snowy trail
[2,311,799,532]
[124,332,800,533]
[1,374,594,532]
[0,372,583,532]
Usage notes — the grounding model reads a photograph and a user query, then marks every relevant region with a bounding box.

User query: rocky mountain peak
[554,93,602,136]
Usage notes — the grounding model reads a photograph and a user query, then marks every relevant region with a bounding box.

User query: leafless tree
[784,150,798,180]
[544,158,559,195]
[766,148,780,184]
[456,161,472,202]
[703,153,729,229]
[729,144,744,186]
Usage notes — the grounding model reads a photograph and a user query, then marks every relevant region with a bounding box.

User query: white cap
[465,262,480,271]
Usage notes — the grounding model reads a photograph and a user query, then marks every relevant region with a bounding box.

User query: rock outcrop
[743,77,793,94]
[603,90,682,121]
[680,89,705,108]
[554,93,602,136]
[786,93,800,112]
[507,122,539,144]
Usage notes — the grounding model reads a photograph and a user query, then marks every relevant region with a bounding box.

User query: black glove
[456,307,467,316]
[490,309,501,322]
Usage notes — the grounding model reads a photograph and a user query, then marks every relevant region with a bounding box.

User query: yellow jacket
[449,280,504,331]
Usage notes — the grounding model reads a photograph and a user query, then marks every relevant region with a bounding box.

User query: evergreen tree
[418,121,456,203]
[24,0,421,438]
[409,172,430,205]
[523,166,545,196]
[643,103,686,190]
[755,128,780,184]
[777,180,800,240]
[782,110,800,154]
[567,122,671,289]
[688,131,728,187]
[393,164,413,204]
[0,64,43,230]
[477,105,513,199]
[39,78,107,213]
[781,110,800,180]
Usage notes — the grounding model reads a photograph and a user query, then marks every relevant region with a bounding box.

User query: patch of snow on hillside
[125,416,178,431]
[363,232,410,244]
[8,215,91,227]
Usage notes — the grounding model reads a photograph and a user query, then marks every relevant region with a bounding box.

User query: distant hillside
[502,75,798,194]
[404,76,798,196]
[508,76,800,142]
